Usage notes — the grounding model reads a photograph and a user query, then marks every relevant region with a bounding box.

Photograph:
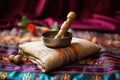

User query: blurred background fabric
[0,0,120,33]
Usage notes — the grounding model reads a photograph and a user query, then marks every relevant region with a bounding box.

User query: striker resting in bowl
[41,31,72,48]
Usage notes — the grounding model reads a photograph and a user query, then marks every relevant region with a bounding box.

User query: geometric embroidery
[92,75,102,80]
[0,72,7,80]
[60,74,71,80]
[22,72,32,80]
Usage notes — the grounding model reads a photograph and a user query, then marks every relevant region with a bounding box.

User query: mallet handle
[54,11,76,39]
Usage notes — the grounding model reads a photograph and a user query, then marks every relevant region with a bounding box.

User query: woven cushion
[18,37,101,72]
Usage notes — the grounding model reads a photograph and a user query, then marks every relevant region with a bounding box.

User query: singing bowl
[41,31,72,48]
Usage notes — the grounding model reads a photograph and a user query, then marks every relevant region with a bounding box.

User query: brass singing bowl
[41,31,72,48]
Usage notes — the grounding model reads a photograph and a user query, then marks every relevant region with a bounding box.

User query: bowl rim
[41,31,72,40]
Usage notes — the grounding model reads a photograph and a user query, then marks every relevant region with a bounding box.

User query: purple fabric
[0,0,120,33]
[0,44,119,73]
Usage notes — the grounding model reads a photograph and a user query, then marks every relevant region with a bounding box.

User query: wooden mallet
[54,11,76,39]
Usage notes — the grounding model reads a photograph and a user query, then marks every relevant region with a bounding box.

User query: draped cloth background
[0,0,120,33]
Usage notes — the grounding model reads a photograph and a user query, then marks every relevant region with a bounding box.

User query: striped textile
[0,29,120,80]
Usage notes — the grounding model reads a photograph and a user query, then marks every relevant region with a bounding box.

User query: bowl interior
[42,31,72,48]
[42,31,72,39]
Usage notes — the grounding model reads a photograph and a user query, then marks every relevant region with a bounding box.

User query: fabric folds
[18,37,101,72]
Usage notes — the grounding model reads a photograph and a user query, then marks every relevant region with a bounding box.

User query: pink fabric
[0,0,120,33]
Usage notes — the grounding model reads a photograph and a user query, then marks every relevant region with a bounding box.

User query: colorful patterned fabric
[0,30,120,80]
